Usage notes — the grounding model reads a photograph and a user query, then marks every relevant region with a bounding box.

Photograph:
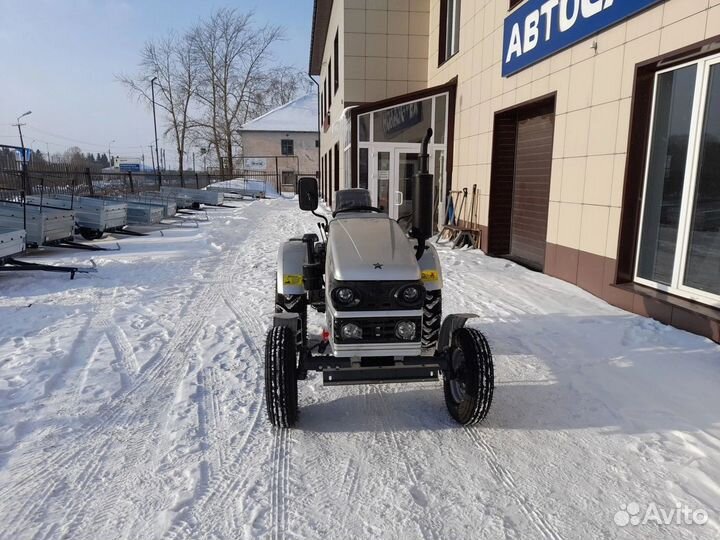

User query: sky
[0,0,314,166]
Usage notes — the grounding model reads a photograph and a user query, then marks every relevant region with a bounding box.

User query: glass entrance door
[394,149,420,224]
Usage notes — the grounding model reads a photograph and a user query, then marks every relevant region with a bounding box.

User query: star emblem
[373,263,383,269]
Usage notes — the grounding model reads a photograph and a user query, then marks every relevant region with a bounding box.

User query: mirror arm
[312,210,329,230]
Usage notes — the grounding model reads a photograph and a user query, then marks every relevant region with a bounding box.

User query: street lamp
[108,139,116,167]
[151,77,161,185]
[14,110,32,161]
[13,111,31,192]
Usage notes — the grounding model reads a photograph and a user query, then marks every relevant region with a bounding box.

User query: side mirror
[298,176,319,211]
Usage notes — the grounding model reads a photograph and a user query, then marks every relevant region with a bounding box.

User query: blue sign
[119,163,141,172]
[15,149,32,162]
[502,0,663,77]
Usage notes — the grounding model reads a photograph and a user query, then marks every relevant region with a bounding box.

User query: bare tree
[118,32,197,181]
[190,9,284,176]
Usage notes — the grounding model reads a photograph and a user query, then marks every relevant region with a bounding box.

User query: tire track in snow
[373,386,443,540]
[268,427,290,540]
[463,427,563,540]
[162,281,267,539]
[0,276,222,539]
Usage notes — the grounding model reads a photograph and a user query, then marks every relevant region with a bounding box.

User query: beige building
[310,0,720,343]
[238,93,320,189]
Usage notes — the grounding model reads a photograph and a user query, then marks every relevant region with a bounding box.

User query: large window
[281,139,294,156]
[636,53,720,305]
[439,0,461,65]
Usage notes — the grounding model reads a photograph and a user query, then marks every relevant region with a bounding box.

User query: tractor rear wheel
[443,327,494,425]
[422,290,442,351]
[264,326,298,428]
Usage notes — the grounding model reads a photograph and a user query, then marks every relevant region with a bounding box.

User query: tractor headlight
[332,286,359,307]
[341,322,363,340]
[395,321,417,340]
[401,286,421,303]
[396,284,423,306]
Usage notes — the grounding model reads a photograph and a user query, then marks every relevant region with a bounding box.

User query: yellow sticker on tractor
[283,274,303,286]
[421,270,439,282]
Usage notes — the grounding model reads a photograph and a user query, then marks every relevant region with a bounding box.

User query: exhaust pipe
[411,128,434,259]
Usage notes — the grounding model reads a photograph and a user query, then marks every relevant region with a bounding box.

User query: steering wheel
[332,205,384,217]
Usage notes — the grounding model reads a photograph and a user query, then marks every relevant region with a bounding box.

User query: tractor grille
[329,280,425,311]
[334,317,422,344]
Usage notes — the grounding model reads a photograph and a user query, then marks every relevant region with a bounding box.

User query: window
[333,143,340,193]
[635,53,720,305]
[333,31,339,94]
[281,139,294,156]
[315,139,319,148]
[439,0,461,65]
[328,58,333,108]
[509,0,523,9]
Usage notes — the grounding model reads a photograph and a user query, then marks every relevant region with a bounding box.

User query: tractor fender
[273,312,299,333]
[277,241,306,296]
[417,242,443,292]
[437,313,478,352]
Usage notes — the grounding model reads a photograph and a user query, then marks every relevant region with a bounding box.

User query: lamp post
[151,77,161,186]
[13,110,31,192]
[108,139,116,167]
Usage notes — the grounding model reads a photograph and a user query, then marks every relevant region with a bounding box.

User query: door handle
[394,191,404,206]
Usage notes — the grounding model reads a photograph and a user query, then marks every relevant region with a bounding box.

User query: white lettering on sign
[507,0,620,64]
[524,10,540,52]
[559,0,580,32]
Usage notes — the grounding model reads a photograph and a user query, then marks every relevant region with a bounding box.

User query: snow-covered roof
[239,93,318,133]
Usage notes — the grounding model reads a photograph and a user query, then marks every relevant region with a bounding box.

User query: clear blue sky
[0,0,314,164]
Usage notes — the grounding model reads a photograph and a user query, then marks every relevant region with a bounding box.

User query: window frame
[438,0,461,66]
[634,52,720,307]
[334,30,340,95]
[509,0,524,10]
[280,139,294,156]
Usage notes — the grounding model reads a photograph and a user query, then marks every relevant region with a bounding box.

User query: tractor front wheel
[264,326,299,428]
[443,327,494,425]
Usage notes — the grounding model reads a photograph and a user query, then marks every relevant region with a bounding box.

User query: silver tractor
[266,129,494,427]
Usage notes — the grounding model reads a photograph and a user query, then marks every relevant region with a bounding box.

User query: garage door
[509,107,554,270]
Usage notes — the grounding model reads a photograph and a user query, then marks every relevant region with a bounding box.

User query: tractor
[266,129,493,427]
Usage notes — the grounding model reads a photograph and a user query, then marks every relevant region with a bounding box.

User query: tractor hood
[328,216,421,281]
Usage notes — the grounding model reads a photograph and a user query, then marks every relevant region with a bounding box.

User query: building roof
[238,93,319,133]
[309,0,332,76]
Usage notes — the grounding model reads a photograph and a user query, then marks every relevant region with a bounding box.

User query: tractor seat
[334,189,372,212]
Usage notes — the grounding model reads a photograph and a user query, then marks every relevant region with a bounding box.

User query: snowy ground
[1,198,719,540]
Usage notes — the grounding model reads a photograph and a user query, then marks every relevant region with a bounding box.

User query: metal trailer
[117,200,164,225]
[142,192,193,209]
[122,194,177,217]
[0,228,26,261]
[0,202,75,247]
[207,178,266,198]
[25,195,128,240]
[0,227,97,279]
[160,186,224,206]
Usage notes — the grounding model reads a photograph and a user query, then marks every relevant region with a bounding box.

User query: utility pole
[150,144,156,173]
[13,110,32,192]
[46,142,51,164]
[151,77,162,186]
[108,139,116,167]
[192,152,195,171]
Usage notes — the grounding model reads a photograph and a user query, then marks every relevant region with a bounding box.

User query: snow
[238,93,318,133]
[1,198,719,540]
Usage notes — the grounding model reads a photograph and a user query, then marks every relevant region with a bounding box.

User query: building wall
[241,131,319,175]
[318,0,432,201]
[427,0,720,261]
[424,0,720,340]
[344,0,431,104]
